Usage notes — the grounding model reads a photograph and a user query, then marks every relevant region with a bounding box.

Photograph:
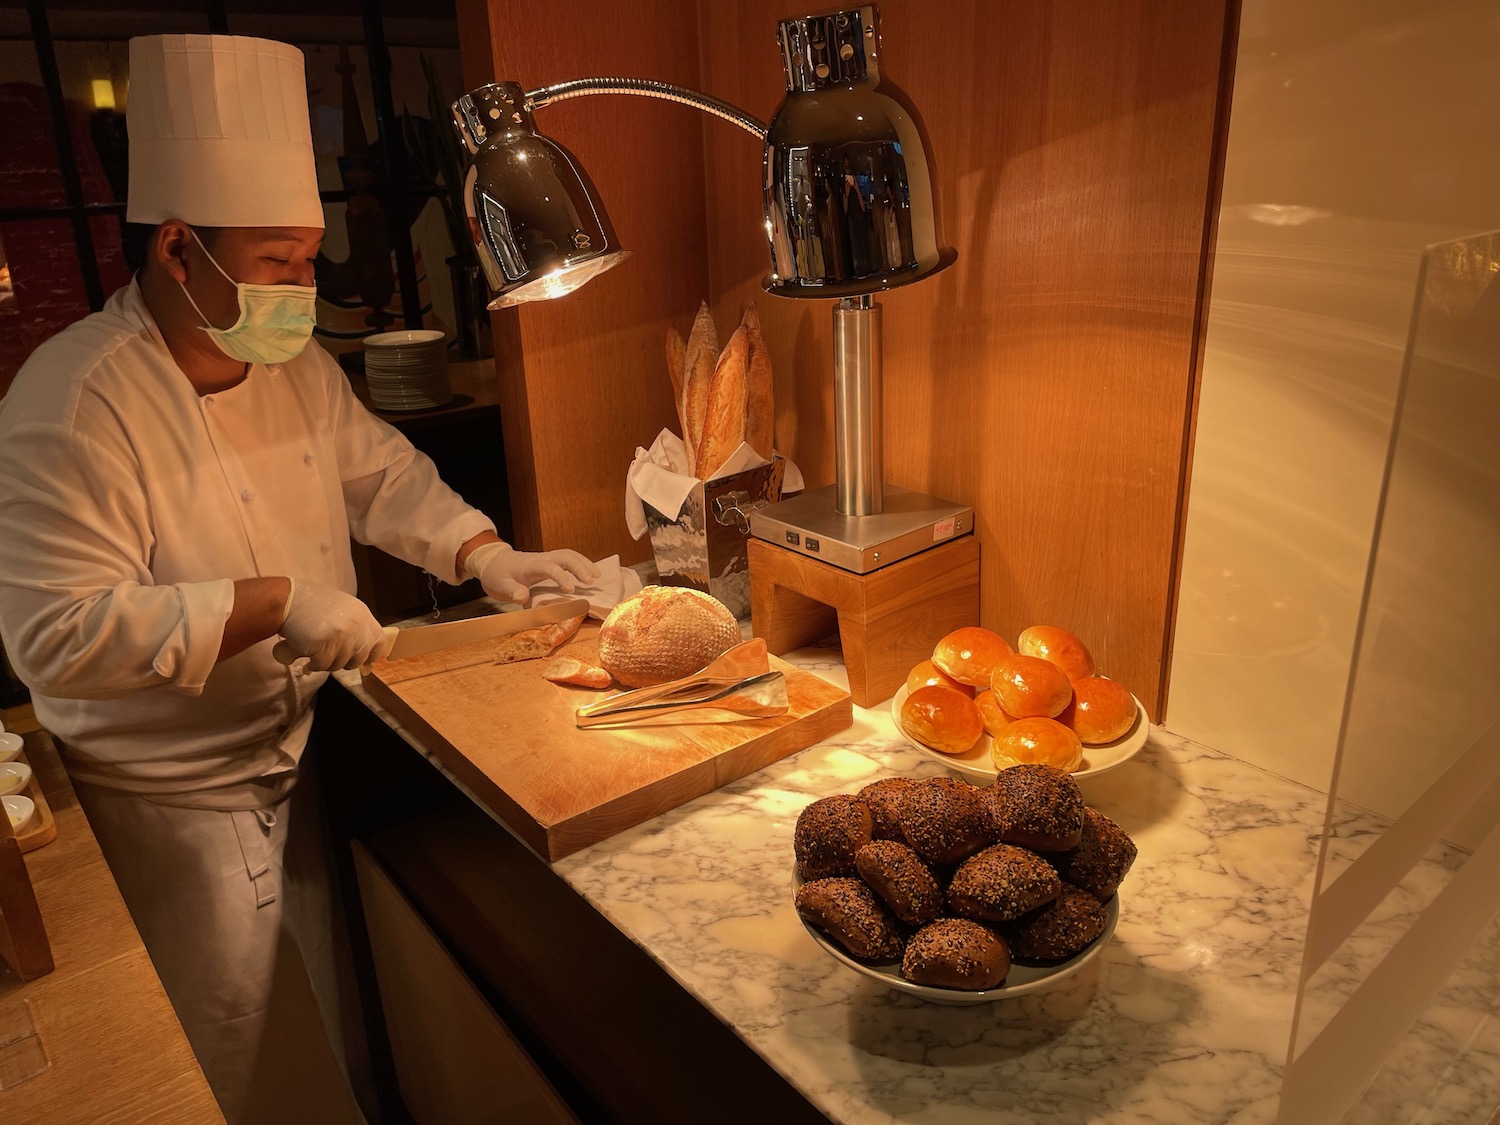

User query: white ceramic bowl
[889,684,1149,784]
[3,794,35,832]
[0,760,32,797]
[0,731,22,763]
[795,869,1119,1005]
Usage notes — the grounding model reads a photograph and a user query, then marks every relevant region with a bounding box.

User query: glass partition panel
[1280,231,1500,1124]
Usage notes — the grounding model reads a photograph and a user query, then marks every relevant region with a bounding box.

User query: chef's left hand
[465,542,601,606]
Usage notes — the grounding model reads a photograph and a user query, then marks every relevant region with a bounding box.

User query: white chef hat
[126,34,323,229]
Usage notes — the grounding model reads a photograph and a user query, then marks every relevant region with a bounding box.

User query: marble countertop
[336,637,1328,1125]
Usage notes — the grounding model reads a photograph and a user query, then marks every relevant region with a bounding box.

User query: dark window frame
[3,0,438,330]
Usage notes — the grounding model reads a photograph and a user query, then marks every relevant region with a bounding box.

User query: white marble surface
[339,637,1339,1125]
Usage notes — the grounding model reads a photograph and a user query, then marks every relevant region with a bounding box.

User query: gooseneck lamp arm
[523,77,768,140]
[454,4,957,533]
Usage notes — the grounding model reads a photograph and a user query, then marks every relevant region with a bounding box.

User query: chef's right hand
[273,578,395,671]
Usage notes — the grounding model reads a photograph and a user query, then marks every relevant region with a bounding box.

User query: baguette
[666,326,686,427]
[543,656,613,688]
[695,322,749,480]
[493,614,584,664]
[680,302,718,474]
[742,303,774,460]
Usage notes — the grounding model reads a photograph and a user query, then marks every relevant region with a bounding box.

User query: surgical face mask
[179,229,318,365]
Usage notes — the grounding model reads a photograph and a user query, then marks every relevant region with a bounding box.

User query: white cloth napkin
[624,427,805,539]
[529,553,643,620]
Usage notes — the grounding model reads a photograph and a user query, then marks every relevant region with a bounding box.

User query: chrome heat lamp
[450,5,972,573]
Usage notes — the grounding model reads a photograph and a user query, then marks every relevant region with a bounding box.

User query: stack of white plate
[363,329,453,412]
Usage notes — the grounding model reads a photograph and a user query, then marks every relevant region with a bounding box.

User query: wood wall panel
[698,1,1233,718]
[461,0,711,563]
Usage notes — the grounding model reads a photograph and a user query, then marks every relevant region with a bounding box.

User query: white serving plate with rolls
[793,869,1118,1005]
[889,685,1149,784]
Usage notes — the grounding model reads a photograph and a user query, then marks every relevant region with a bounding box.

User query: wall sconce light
[451,4,972,574]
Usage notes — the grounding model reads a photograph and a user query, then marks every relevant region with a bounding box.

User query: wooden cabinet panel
[458,0,711,565]
[353,842,578,1125]
[461,0,1237,718]
[698,0,1236,718]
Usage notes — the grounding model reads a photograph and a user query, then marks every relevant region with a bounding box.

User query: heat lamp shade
[761,6,955,298]
[452,81,630,310]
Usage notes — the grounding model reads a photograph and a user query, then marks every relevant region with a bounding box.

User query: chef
[0,33,597,1124]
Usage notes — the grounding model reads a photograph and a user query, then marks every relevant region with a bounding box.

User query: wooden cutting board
[361,622,852,861]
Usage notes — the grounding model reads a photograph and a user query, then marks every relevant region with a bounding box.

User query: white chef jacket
[0,280,493,804]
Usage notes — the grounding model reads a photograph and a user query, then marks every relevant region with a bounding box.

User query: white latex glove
[272,578,395,671]
[464,541,602,606]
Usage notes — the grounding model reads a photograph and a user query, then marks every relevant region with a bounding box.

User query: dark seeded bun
[989,764,1084,851]
[1002,883,1107,964]
[855,840,943,927]
[857,777,915,842]
[895,777,994,865]
[901,918,1011,990]
[794,794,873,880]
[946,844,1062,922]
[1050,806,1138,902]
[795,876,906,962]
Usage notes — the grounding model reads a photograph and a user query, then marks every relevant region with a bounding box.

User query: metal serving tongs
[575,638,789,728]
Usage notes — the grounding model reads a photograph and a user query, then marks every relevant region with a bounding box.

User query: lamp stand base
[748,535,980,708]
[748,484,974,574]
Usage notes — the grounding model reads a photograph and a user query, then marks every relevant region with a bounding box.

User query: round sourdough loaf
[598,585,741,687]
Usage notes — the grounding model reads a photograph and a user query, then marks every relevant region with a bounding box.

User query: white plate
[363,329,446,348]
[795,871,1119,1005]
[890,684,1149,783]
[0,760,31,797]
[3,794,35,832]
[0,731,22,763]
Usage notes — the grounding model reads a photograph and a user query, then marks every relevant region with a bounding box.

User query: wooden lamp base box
[643,456,787,618]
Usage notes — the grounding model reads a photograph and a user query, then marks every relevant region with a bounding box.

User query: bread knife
[382,597,591,661]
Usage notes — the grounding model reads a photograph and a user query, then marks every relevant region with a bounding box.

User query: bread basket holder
[643,455,788,618]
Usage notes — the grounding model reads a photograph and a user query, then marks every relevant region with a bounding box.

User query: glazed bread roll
[855,840,943,926]
[973,689,1014,738]
[1017,625,1095,681]
[857,777,915,842]
[794,794,874,881]
[742,304,775,461]
[899,685,984,755]
[895,777,992,865]
[947,844,1062,923]
[795,876,906,962]
[598,586,740,688]
[992,717,1084,773]
[1060,676,1137,744]
[901,918,1011,991]
[906,659,974,699]
[990,654,1073,719]
[1002,883,1106,964]
[695,320,749,480]
[990,764,1085,851]
[931,626,1013,688]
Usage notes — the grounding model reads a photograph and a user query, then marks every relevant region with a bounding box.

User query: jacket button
[304,452,316,466]
[319,541,331,553]
[241,489,255,503]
